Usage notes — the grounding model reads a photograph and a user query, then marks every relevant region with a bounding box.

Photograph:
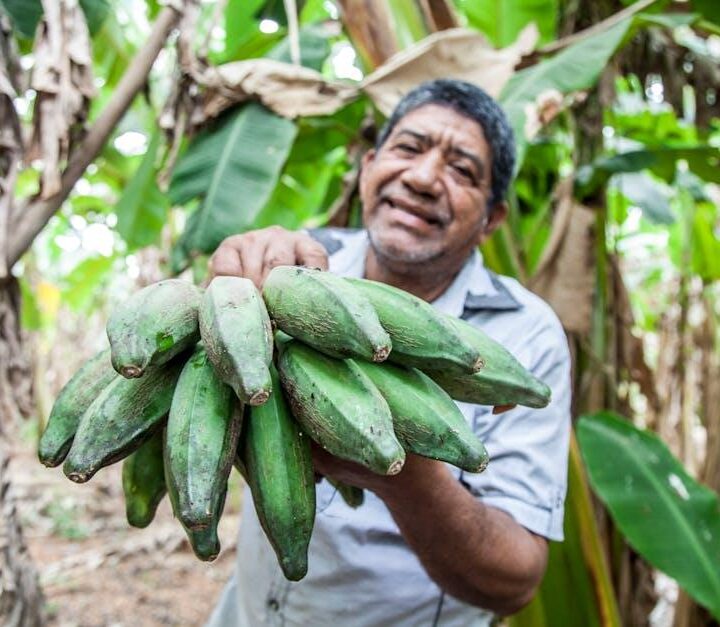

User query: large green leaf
[455,0,558,47]
[225,0,264,48]
[690,202,720,281]
[671,197,720,281]
[222,0,267,62]
[613,172,675,224]
[265,25,331,70]
[386,0,429,50]
[90,11,135,89]
[114,131,168,250]
[0,0,107,39]
[479,224,523,280]
[300,0,334,24]
[608,101,697,147]
[62,255,116,312]
[79,0,110,36]
[510,434,621,627]
[500,18,633,167]
[694,0,720,25]
[637,12,700,29]
[19,277,42,331]
[290,99,367,162]
[575,146,720,198]
[0,0,42,39]
[169,103,297,261]
[254,146,348,229]
[170,28,334,268]
[578,412,720,619]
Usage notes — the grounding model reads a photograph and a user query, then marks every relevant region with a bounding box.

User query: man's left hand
[311,443,446,498]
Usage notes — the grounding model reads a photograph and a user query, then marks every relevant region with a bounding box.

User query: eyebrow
[394,128,485,179]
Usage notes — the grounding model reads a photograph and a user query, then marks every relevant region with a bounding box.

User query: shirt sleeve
[459,318,572,541]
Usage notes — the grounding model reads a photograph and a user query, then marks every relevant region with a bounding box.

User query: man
[206,79,571,626]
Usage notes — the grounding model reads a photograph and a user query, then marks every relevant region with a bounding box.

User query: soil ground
[9,428,242,627]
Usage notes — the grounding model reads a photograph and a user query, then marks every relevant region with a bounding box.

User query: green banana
[277,339,405,476]
[242,365,315,581]
[39,349,117,467]
[263,266,392,363]
[107,279,201,378]
[346,278,482,373]
[428,316,552,408]
[186,524,221,562]
[327,478,364,508]
[199,276,273,405]
[181,484,227,562]
[354,360,489,473]
[63,357,184,483]
[165,345,241,530]
[122,429,166,528]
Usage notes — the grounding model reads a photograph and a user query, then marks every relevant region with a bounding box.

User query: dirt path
[10,436,241,627]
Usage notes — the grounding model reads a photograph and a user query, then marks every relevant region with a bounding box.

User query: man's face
[360,103,504,270]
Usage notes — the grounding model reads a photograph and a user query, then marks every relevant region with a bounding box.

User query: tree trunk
[0,7,182,625]
[673,292,720,627]
[0,280,33,428]
[0,441,44,626]
[0,279,43,625]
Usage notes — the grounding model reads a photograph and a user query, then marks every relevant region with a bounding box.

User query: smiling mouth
[385,199,445,228]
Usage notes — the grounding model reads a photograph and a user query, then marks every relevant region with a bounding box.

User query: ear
[478,201,508,243]
[361,148,376,169]
[358,148,376,198]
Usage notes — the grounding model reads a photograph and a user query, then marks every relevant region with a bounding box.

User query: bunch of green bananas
[38,267,550,581]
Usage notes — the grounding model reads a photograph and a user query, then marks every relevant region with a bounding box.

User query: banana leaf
[169,103,298,267]
[499,17,633,167]
[0,0,42,38]
[509,431,621,627]
[577,411,720,620]
[455,0,558,47]
[79,0,110,35]
[575,146,720,198]
[114,130,168,251]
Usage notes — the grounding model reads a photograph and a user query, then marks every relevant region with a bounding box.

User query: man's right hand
[208,226,329,288]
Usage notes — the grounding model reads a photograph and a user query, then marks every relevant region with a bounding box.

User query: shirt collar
[434,249,523,318]
[315,228,523,315]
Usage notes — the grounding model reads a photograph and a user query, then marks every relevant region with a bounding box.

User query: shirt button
[267,598,280,612]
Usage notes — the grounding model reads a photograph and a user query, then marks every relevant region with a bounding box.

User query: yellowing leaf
[36,280,61,320]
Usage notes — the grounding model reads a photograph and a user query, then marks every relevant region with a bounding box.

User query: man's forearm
[374,456,548,615]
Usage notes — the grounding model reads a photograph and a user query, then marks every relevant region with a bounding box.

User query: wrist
[373,455,453,506]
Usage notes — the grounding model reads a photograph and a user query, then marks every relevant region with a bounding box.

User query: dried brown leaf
[164,23,537,134]
[202,60,357,120]
[28,0,95,199]
[529,179,596,334]
[362,25,538,116]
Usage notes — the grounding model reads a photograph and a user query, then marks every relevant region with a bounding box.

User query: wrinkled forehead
[387,103,492,159]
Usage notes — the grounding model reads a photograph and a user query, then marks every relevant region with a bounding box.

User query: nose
[400,150,442,199]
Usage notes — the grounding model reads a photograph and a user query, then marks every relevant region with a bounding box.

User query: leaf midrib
[593,423,720,604]
[195,113,246,241]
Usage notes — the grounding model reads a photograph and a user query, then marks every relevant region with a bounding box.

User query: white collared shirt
[207,228,572,627]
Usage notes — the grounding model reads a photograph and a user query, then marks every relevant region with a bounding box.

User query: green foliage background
[5,0,720,622]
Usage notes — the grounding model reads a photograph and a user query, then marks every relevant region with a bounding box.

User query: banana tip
[196,549,219,562]
[120,365,144,378]
[248,390,270,405]
[38,455,60,468]
[474,458,490,473]
[386,459,405,476]
[372,345,391,363]
[66,470,91,483]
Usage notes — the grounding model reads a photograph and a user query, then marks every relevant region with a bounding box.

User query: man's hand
[314,445,547,615]
[208,226,328,288]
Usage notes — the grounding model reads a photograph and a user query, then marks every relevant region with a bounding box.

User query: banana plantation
[1,0,719,625]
